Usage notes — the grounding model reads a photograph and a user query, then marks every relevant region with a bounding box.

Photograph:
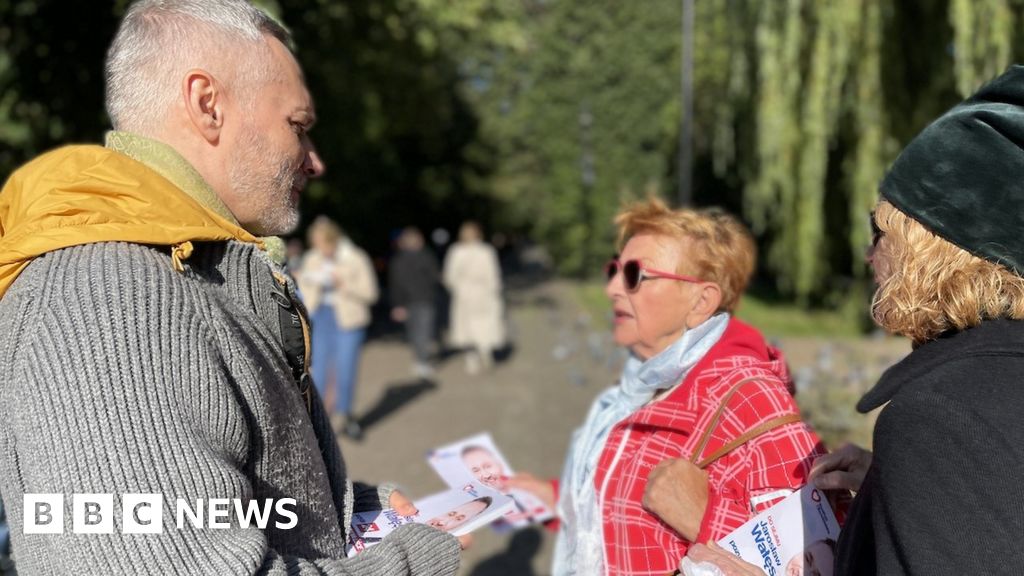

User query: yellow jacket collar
[104,131,240,225]
[0,144,262,299]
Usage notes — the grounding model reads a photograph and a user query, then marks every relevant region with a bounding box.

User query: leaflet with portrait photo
[426,432,555,528]
[716,485,840,576]
[345,482,515,557]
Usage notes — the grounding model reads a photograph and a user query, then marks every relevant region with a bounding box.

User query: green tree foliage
[950,0,1012,97]
[0,0,517,256]
[4,0,1024,298]
[474,1,685,276]
[274,0,519,253]
[735,0,1024,299]
[0,1,124,177]
[699,0,1021,299]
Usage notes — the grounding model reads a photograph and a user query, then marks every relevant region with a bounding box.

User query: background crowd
[293,217,508,440]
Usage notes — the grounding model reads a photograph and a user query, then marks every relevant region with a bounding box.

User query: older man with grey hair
[0,1,461,574]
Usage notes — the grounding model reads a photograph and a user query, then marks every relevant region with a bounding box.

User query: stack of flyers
[346,482,515,557]
[426,432,555,530]
[714,485,840,576]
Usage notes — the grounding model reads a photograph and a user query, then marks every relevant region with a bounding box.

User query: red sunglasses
[604,258,704,293]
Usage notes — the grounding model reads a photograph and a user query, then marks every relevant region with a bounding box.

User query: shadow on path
[468,527,543,576]
[357,379,438,432]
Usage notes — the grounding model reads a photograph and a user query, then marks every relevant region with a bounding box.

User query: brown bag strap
[695,414,802,469]
[689,377,803,470]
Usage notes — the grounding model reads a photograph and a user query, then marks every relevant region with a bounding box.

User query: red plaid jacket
[594,318,829,575]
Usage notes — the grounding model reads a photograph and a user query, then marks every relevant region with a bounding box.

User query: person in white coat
[298,216,378,438]
[443,221,506,374]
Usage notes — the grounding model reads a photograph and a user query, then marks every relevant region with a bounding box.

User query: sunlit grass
[734,292,866,339]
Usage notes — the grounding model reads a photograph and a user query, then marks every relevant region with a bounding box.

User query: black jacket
[389,248,440,307]
[837,319,1024,575]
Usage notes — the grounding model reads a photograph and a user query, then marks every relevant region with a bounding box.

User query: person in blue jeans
[0,496,10,569]
[297,217,379,440]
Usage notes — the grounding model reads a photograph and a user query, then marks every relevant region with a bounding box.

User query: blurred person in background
[0,1,465,573]
[389,226,441,380]
[285,236,305,276]
[688,65,1024,576]
[298,216,378,440]
[510,200,831,575]
[443,221,506,374]
[0,498,9,572]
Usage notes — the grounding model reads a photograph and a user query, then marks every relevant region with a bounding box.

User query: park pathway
[339,279,604,575]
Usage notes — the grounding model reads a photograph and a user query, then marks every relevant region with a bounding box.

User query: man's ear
[686,282,723,329]
[182,69,223,144]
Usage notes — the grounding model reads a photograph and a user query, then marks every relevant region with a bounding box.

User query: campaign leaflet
[345,483,515,558]
[717,485,840,576]
[426,432,555,529]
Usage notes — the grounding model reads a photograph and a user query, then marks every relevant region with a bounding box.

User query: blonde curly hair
[872,199,1024,343]
[615,198,755,313]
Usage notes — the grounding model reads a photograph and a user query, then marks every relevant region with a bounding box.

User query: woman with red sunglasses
[512,198,831,575]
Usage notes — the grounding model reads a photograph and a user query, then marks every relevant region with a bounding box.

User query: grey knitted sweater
[0,239,460,575]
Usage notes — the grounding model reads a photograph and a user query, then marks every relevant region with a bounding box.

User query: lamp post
[678,0,694,207]
[580,102,595,274]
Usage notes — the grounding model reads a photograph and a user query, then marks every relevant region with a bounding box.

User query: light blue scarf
[552,313,730,575]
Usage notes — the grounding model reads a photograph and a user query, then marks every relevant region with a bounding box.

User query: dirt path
[338,280,599,574]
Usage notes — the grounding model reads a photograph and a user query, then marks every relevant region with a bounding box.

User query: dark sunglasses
[604,257,704,293]
[870,212,883,248]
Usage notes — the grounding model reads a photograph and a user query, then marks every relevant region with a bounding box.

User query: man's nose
[303,147,325,178]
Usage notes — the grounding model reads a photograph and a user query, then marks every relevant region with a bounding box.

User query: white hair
[105,0,290,133]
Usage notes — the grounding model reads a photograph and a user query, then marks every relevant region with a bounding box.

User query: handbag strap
[689,376,803,470]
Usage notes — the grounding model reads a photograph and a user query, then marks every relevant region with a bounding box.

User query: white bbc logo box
[23,494,164,534]
[22,494,63,534]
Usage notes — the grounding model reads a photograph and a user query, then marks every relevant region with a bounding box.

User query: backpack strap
[689,377,803,470]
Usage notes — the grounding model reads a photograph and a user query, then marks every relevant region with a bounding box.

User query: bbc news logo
[23,494,298,534]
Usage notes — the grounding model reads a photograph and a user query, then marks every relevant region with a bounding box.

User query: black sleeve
[426,251,440,284]
[389,256,408,307]
[867,392,1024,575]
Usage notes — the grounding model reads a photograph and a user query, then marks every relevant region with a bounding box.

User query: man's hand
[642,458,709,542]
[506,473,556,510]
[390,490,471,550]
[686,542,763,576]
[389,490,418,516]
[809,442,872,493]
[391,307,408,323]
